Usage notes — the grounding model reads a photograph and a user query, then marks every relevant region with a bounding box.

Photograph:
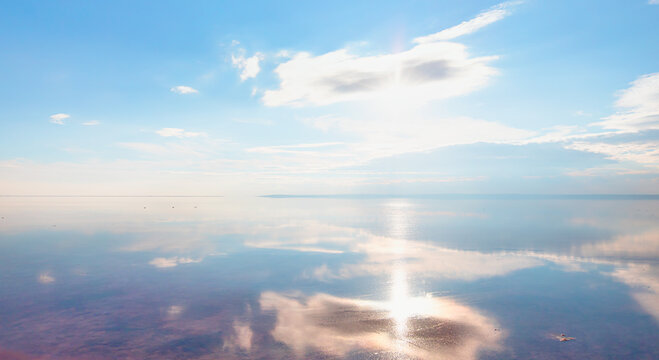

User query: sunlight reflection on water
[0,196,658,359]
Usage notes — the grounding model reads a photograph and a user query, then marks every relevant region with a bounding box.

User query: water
[0,196,658,359]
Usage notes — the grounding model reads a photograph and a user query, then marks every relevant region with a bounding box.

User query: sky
[0,0,658,195]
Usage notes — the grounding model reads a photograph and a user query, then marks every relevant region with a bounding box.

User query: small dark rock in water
[557,334,575,342]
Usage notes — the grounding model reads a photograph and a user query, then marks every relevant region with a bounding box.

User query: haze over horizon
[1,0,658,195]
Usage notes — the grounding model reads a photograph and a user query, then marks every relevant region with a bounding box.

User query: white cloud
[565,141,659,169]
[649,0,659,4]
[232,51,264,81]
[82,120,100,126]
[156,128,206,138]
[170,85,199,94]
[413,1,519,43]
[263,42,498,107]
[262,2,523,107]
[49,113,70,125]
[594,72,659,131]
[519,73,659,173]
[301,115,534,163]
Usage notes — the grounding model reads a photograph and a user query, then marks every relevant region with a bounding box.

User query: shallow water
[0,196,658,359]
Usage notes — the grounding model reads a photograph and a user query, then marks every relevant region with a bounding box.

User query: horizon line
[1,194,658,199]
[0,195,225,198]
[261,194,659,199]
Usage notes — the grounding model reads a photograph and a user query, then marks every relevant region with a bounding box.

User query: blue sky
[1,0,658,195]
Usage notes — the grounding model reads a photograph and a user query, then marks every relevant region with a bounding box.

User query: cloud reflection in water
[260,290,502,359]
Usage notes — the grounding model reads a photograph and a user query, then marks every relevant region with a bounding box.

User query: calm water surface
[0,196,658,359]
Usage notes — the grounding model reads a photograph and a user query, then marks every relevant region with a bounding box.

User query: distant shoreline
[0,195,224,198]
[260,194,659,200]
[1,194,658,200]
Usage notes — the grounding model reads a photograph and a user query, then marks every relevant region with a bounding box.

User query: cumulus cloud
[413,1,519,43]
[49,113,70,125]
[170,85,199,94]
[232,51,264,81]
[156,128,206,138]
[594,73,659,131]
[263,42,498,107]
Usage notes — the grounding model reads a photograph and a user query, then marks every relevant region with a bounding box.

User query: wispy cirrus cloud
[170,85,199,94]
[565,140,659,169]
[522,73,659,173]
[414,1,520,43]
[82,120,100,126]
[593,72,659,132]
[49,113,70,125]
